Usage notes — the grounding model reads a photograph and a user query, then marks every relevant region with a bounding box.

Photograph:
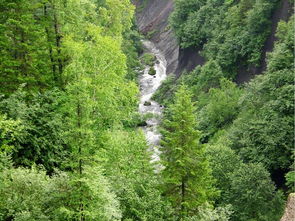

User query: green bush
[148,66,156,75]
[141,53,156,66]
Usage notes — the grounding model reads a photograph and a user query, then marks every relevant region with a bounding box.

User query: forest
[0,0,294,220]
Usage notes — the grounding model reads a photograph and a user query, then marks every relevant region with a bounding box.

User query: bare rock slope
[134,0,178,75]
[133,0,202,76]
[281,193,295,221]
[135,0,293,82]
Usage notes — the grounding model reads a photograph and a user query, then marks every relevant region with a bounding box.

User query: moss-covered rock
[148,67,156,75]
[141,53,156,66]
[144,101,152,106]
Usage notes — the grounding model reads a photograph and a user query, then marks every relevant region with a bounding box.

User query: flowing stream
[139,40,167,163]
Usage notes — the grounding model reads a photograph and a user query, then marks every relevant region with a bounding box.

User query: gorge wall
[133,0,203,77]
[134,0,293,82]
[235,0,293,84]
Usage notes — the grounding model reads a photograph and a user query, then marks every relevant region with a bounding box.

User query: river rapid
[139,40,167,163]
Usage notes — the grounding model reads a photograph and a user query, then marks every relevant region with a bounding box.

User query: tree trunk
[77,102,84,221]
[52,3,63,86]
[180,177,186,220]
[44,4,57,81]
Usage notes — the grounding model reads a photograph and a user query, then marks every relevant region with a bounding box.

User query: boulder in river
[144,101,152,106]
[141,53,156,66]
[148,67,156,75]
[137,121,148,127]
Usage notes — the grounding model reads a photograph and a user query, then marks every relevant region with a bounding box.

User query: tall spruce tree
[160,85,218,219]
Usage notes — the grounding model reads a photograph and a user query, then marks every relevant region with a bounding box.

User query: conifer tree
[160,84,217,219]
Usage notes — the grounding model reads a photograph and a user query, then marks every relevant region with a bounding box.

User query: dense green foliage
[160,85,218,218]
[98,130,173,220]
[141,53,156,66]
[154,3,294,221]
[228,17,294,172]
[197,79,242,142]
[0,0,174,220]
[0,88,67,172]
[207,143,284,220]
[229,163,284,221]
[0,165,122,220]
[0,0,293,220]
[170,0,278,77]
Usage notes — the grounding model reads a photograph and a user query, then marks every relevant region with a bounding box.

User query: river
[139,40,167,164]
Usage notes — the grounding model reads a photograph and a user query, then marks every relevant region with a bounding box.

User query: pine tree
[160,84,217,219]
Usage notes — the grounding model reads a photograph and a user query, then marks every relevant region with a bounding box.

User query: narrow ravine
[139,40,167,163]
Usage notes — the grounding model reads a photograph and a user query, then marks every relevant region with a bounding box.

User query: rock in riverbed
[144,101,152,106]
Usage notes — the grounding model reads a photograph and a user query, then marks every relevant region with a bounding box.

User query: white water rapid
[139,40,167,163]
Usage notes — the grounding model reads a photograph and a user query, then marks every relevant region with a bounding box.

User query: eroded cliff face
[134,0,178,75]
[134,0,293,82]
[235,0,293,84]
[133,0,202,76]
[281,193,295,221]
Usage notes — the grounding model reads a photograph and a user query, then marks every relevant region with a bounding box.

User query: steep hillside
[0,0,293,220]
[133,0,204,76]
[135,0,293,82]
[236,0,293,84]
[151,0,294,218]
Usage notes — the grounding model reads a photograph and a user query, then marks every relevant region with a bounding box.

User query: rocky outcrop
[133,0,178,75]
[174,46,205,78]
[133,0,202,76]
[135,0,293,82]
[281,193,295,221]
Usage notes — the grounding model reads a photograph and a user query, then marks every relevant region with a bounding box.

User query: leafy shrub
[149,66,156,75]
[141,53,156,66]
